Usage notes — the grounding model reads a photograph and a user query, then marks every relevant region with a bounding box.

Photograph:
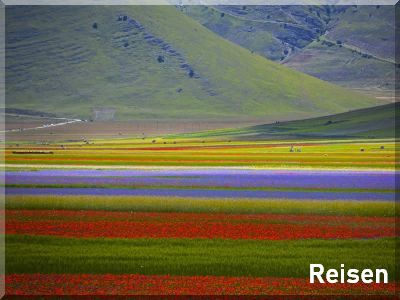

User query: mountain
[182,5,397,99]
[169,103,398,140]
[6,5,383,121]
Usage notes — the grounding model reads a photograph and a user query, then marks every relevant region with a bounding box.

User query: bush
[322,40,335,47]
[220,13,225,18]
[157,55,164,63]
[92,23,98,29]
[188,69,194,78]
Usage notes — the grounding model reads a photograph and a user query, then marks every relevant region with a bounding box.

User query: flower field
[6,274,396,295]
[6,210,396,240]
[4,138,397,169]
[3,138,398,296]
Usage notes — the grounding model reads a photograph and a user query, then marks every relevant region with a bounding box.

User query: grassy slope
[183,5,396,96]
[284,39,395,94]
[171,103,397,139]
[182,5,330,61]
[325,5,395,62]
[6,6,382,121]
[285,6,396,94]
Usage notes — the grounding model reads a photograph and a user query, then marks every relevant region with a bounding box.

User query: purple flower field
[6,169,397,189]
[5,169,396,201]
[5,187,395,201]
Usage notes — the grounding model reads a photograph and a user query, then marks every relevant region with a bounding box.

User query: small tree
[220,12,225,18]
[188,69,194,78]
[92,23,98,29]
[157,55,165,63]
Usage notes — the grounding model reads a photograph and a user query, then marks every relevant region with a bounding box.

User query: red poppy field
[6,274,397,296]
[6,210,396,240]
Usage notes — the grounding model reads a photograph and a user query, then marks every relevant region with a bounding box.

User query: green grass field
[6,235,396,279]
[6,195,396,217]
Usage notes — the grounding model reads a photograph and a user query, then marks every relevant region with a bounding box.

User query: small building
[91,107,116,121]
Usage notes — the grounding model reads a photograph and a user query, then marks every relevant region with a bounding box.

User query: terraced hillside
[182,5,396,97]
[6,6,382,121]
[170,102,398,140]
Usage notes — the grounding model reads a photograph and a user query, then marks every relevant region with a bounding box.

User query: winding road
[1,114,83,133]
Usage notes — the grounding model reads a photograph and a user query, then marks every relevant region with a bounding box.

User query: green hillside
[284,39,395,97]
[183,5,396,98]
[285,5,396,97]
[324,5,395,62]
[170,103,397,140]
[6,6,383,121]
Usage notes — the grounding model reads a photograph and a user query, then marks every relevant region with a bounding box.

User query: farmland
[3,136,398,296]
[4,138,397,169]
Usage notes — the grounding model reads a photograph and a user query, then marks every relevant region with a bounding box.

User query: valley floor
[3,137,398,296]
